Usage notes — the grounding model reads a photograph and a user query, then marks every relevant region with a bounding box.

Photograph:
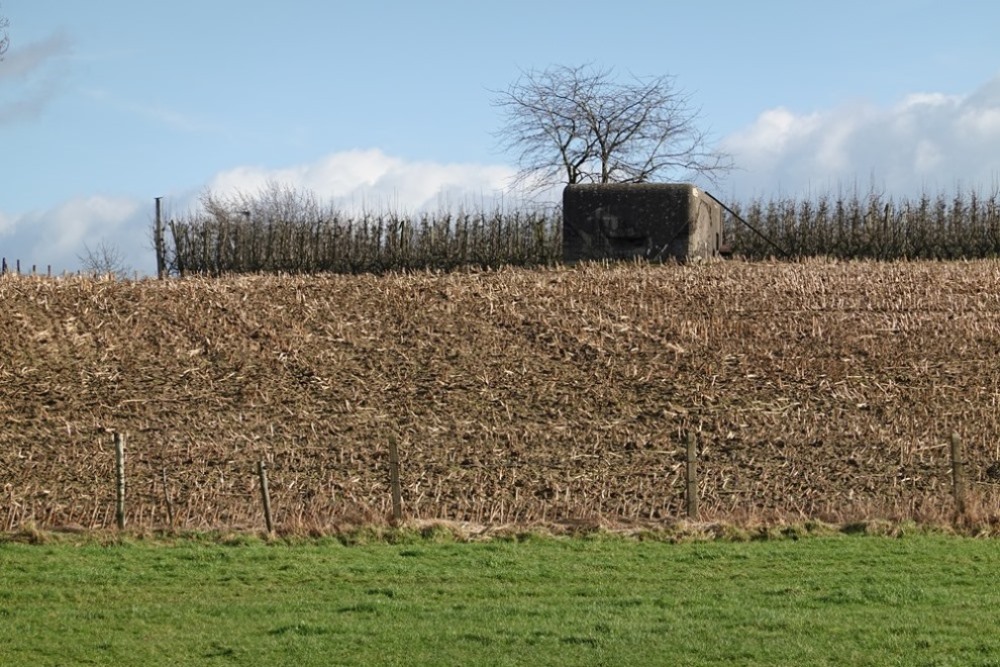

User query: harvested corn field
[2,260,1000,533]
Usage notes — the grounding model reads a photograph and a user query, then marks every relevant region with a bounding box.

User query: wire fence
[4,427,997,534]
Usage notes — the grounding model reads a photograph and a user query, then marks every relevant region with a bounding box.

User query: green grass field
[2,530,999,666]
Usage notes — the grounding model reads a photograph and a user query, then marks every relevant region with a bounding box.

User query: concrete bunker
[562,183,726,263]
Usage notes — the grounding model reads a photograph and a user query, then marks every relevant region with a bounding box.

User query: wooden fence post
[258,460,274,534]
[685,431,699,520]
[155,196,166,279]
[114,432,126,530]
[950,431,967,518]
[161,468,175,529]
[388,436,402,523]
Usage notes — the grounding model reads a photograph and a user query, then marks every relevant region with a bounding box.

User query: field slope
[2,260,1000,531]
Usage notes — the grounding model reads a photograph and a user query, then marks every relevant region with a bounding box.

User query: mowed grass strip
[1,533,999,666]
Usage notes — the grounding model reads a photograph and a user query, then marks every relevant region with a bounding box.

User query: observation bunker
[562,183,726,263]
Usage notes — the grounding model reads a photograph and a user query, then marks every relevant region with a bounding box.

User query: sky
[2,0,1000,275]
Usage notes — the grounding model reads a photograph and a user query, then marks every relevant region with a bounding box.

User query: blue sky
[2,0,1000,274]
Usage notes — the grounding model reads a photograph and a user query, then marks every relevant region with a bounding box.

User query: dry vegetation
[165,185,560,275]
[3,259,1000,533]
[729,188,1000,260]
[154,187,1000,278]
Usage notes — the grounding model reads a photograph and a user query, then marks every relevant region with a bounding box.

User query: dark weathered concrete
[563,183,724,262]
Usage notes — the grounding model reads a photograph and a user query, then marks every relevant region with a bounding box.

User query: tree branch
[491,64,731,192]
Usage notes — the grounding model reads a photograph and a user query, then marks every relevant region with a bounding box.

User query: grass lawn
[1,529,999,666]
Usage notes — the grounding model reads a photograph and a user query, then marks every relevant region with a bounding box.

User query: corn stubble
[2,260,999,533]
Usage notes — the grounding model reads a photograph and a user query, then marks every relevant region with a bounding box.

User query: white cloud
[728,107,823,157]
[0,151,522,276]
[914,140,943,172]
[207,148,518,213]
[41,196,140,256]
[958,108,1000,137]
[719,74,1000,199]
[896,92,961,111]
[1,196,144,275]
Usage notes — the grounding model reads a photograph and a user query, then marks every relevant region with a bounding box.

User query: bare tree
[78,240,132,279]
[0,7,9,61]
[492,64,731,193]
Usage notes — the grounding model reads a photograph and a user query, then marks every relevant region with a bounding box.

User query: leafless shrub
[78,239,132,279]
[161,184,1000,275]
[164,182,561,276]
[728,187,1000,260]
